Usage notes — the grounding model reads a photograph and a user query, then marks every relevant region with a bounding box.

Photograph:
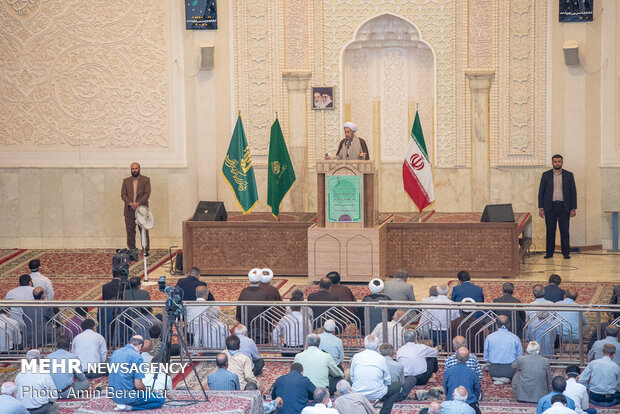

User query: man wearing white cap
[237,268,272,344]
[15,349,60,413]
[361,278,394,333]
[259,268,282,301]
[335,122,369,160]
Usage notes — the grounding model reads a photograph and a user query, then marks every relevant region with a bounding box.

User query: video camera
[158,276,184,319]
[112,248,138,283]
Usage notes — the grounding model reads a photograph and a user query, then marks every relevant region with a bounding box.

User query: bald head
[453,386,468,401]
[428,402,442,414]
[195,285,209,299]
[1,382,17,397]
[32,287,45,300]
[437,284,449,295]
[452,335,466,350]
[456,346,470,363]
[393,310,405,323]
[216,352,229,368]
[565,288,578,301]
[497,315,510,328]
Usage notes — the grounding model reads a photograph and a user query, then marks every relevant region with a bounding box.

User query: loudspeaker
[563,40,580,66]
[481,203,515,223]
[200,43,214,70]
[192,201,227,221]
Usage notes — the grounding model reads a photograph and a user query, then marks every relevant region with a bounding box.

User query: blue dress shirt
[207,368,240,390]
[108,344,146,404]
[484,326,523,364]
[318,331,344,365]
[444,363,480,404]
[441,399,475,414]
[556,298,587,341]
[536,392,575,414]
[0,394,29,414]
[47,348,87,391]
[271,370,316,414]
[578,356,620,394]
[238,334,260,367]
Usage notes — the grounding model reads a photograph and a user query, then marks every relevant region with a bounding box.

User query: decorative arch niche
[341,13,436,164]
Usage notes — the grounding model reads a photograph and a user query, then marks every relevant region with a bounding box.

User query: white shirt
[71,328,107,370]
[419,295,459,330]
[564,378,589,414]
[371,320,405,349]
[527,298,555,321]
[0,313,21,351]
[542,402,577,414]
[143,372,172,390]
[273,311,312,347]
[301,403,339,414]
[4,286,35,324]
[396,342,439,376]
[15,370,57,409]
[186,299,227,348]
[350,349,391,401]
[29,272,54,300]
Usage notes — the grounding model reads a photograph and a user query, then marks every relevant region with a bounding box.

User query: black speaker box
[481,203,515,222]
[192,201,227,221]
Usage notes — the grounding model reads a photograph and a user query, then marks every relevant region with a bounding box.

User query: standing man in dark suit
[121,162,151,256]
[538,154,577,259]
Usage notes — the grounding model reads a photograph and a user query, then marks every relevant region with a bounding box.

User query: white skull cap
[248,268,262,283]
[324,319,336,332]
[260,268,274,283]
[369,278,384,294]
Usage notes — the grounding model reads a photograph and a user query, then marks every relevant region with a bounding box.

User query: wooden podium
[308,160,386,282]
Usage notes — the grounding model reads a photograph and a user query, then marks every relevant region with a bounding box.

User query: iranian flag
[402,110,434,212]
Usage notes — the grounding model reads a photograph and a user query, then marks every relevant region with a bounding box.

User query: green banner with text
[326,175,362,223]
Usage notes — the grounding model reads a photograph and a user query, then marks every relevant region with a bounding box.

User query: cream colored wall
[1,0,618,250]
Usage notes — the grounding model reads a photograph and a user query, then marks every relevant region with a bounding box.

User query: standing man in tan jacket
[121,162,151,255]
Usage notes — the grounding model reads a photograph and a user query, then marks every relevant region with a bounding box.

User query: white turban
[343,122,357,132]
[260,268,274,283]
[369,278,384,294]
[248,268,262,283]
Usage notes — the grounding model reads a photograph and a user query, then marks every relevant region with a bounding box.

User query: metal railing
[0,299,618,366]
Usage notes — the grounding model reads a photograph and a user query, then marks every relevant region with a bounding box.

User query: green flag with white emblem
[267,118,296,217]
[222,115,258,214]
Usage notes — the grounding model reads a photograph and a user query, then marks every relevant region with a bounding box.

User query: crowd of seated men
[2,260,619,413]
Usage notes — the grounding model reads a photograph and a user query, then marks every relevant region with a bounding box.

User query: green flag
[222,115,258,214]
[267,118,296,217]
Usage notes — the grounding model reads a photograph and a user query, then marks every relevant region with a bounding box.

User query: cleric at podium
[333,122,370,160]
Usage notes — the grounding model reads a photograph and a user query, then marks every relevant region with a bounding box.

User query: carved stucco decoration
[234,0,284,156]
[285,0,309,69]
[468,0,493,68]
[0,0,171,150]
[323,1,455,166]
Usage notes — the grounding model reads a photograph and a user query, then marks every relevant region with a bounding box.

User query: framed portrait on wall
[312,87,334,110]
[559,0,593,22]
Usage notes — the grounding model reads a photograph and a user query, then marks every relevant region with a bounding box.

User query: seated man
[350,335,402,414]
[441,386,475,414]
[578,343,620,407]
[445,336,482,383]
[301,387,338,414]
[307,278,338,319]
[333,379,375,414]
[544,274,565,303]
[563,365,597,414]
[108,335,165,411]
[493,282,525,338]
[397,329,439,387]
[378,343,404,385]
[450,271,484,303]
[236,269,271,344]
[71,319,107,379]
[294,334,343,395]
[47,335,90,399]
[245,381,283,414]
[511,341,552,403]
[361,279,394,332]
[588,325,620,364]
[273,290,312,356]
[23,287,55,348]
[483,315,523,384]
[543,394,576,414]
[175,267,211,301]
[450,298,486,352]
[186,285,227,348]
[536,376,576,414]
[557,288,587,343]
[443,347,481,414]
[222,334,256,389]
[318,319,344,369]
[419,284,459,347]
[371,310,406,348]
[0,381,28,414]
[15,349,60,414]
[258,268,282,301]
[28,259,54,300]
[527,284,557,356]
[271,363,316,414]
[0,308,21,351]
[207,353,240,391]
[4,274,34,326]
[234,324,264,376]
